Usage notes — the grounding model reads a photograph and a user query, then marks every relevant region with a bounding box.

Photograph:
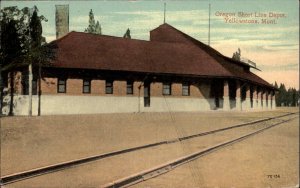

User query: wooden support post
[235,81,241,111]
[223,80,230,111]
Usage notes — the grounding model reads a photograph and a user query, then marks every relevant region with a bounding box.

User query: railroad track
[0,112,298,186]
[103,114,298,188]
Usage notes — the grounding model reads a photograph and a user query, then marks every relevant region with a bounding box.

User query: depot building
[3,22,277,115]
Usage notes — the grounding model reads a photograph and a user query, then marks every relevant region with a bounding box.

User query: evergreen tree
[1,19,22,115]
[29,7,42,48]
[277,83,286,106]
[275,83,300,107]
[95,21,102,35]
[123,28,131,39]
[1,6,56,116]
[1,20,22,63]
[85,9,101,34]
[286,88,293,106]
[29,7,43,116]
[232,48,241,61]
[274,81,278,89]
[27,7,56,116]
[297,89,300,106]
[292,88,297,106]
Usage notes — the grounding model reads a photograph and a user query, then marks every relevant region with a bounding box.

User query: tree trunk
[28,63,33,116]
[8,71,14,116]
[0,64,3,115]
[38,62,41,116]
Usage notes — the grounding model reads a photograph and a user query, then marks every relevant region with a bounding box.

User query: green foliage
[232,48,241,61]
[274,81,278,89]
[0,5,57,116]
[1,6,48,55]
[275,82,299,107]
[1,19,22,65]
[123,28,131,39]
[29,8,43,48]
[84,9,102,34]
[95,21,101,34]
[0,6,56,69]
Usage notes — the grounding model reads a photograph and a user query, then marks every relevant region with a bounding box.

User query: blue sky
[1,0,299,89]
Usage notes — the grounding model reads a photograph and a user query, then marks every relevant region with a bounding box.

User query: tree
[30,8,43,49]
[84,9,101,34]
[277,83,286,106]
[29,7,42,116]
[274,81,278,89]
[286,88,293,106]
[292,88,297,106]
[1,6,56,116]
[95,21,101,34]
[296,90,300,106]
[232,48,241,61]
[27,6,56,116]
[123,28,131,39]
[274,83,299,107]
[0,19,22,115]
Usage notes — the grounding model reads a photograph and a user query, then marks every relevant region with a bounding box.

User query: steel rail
[0,112,298,185]
[103,116,298,188]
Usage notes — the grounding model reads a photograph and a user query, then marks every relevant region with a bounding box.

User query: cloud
[70,15,89,24]
[258,63,299,71]
[209,25,298,51]
[70,15,113,24]
[212,41,299,77]
[65,9,218,40]
[40,6,298,90]
[260,45,298,51]
[212,37,298,56]
[44,35,56,42]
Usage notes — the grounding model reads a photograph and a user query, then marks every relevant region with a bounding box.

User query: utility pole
[28,10,33,116]
[164,2,166,24]
[208,3,211,46]
[37,61,41,116]
[28,63,32,116]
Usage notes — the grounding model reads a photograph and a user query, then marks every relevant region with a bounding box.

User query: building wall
[114,81,127,96]
[40,77,210,99]
[3,95,216,115]
[91,80,105,95]
[3,77,217,115]
[7,72,22,95]
[3,76,276,115]
[67,79,82,95]
[41,77,57,94]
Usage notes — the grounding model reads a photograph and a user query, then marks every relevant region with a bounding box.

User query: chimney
[55,5,69,39]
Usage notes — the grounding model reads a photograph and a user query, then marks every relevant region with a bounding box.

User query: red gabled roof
[50,32,232,77]
[49,23,274,89]
[150,23,259,70]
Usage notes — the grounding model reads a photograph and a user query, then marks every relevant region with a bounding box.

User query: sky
[1,0,299,89]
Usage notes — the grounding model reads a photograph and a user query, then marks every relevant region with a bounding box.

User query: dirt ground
[135,115,299,188]
[0,107,299,187]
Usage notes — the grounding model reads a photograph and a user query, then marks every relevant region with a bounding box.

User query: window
[83,79,91,93]
[182,83,190,96]
[127,81,133,95]
[163,83,171,95]
[58,78,66,93]
[106,80,113,94]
